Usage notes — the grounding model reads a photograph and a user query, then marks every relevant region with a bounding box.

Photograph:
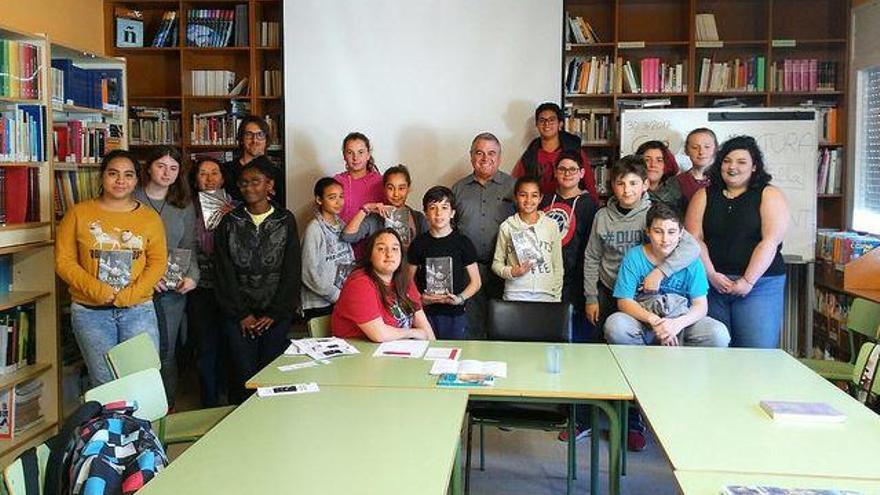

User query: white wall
[283,0,563,221]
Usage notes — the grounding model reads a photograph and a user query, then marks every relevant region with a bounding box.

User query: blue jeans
[427,312,468,340]
[70,301,160,387]
[708,274,785,348]
[604,313,730,347]
[154,291,187,407]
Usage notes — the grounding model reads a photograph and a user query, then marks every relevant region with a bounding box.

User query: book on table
[758,400,846,423]
[432,359,507,387]
[373,340,429,359]
[722,485,861,495]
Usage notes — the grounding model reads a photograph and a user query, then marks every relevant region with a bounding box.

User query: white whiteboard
[620,108,818,262]
[282,0,562,226]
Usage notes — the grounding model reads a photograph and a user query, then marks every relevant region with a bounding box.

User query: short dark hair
[514,175,541,194]
[535,102,563,121]
[422,185,454,211]
[709,135,772,190]
[646,202,682,229]
[554,149,583,169]
[610,155,648,182]
[100,149,138,176]
[314,176,342,198]
[383,164,411,185]
[239,155,277,184]
[236,115,270,149]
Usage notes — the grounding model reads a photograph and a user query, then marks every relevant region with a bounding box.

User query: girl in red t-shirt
[332,229,436,342]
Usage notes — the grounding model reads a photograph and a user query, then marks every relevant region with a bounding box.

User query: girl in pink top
[334,132,384,222]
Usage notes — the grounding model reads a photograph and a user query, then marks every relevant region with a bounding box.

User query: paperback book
[334,263,355,289]
[758,400,846,423]
[384,207,412,246]
[722,486,861,495]
[164,248,192,286]
[425,257,453,295]
[97,250,133,290]
[198,190,233,230]
[430,359,507,388]
[511,227,545,267]
[0,386,12,439]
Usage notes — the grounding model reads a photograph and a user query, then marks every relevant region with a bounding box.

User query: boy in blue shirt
[606,202,729,347]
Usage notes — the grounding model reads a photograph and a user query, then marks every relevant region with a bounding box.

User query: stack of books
[817,148,842,195]
[13,378,43,436]
[0,104,46,162]
[0,40,42,100]
[186,9,236,47]
[565,56,615,95]
[564,107,613,143]
[0,167,41,225]
[190,70,239,96]
[50,60,123,110]
[263,70,282,97]
[815,231,880,266]
[565,14,600,44]
[53,120,123,163]
[151,11,179,48]
[694,14,719,41]
[698,56,766,93]
[768,59,838,92]
[259,21,281,47]
[190,109,241,146]
[621,58,686,94]
[54,168,100,218]
[129,106,181,146]
[0,304,37,373]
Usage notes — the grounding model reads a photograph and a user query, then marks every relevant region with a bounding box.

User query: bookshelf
[102,0,285,164]
[0,23,59,467]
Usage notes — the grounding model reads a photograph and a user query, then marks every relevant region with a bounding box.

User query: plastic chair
[84,368,168,422]
[106,334,234,445]
[466,300,574,495]
[801,298,880,382]
[3,443,50,495]
[850,341,880,398]
[307,315,331,338]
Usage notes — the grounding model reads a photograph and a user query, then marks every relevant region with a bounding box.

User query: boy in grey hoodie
[583,155,700,334]
[301,177,356,320]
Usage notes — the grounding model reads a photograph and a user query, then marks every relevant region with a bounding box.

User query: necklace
[145,195,167,215]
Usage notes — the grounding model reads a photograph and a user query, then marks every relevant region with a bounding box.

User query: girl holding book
[55,149,167,386]
[214,157,301,403]
[332,229,436,342]
[342,164,428,254]
[334,132,384,223]
[301,177,355,320]
[492,176,564,302]
[133,145,199,407]
[188,158,237,407]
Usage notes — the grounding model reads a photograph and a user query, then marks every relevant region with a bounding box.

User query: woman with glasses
[224,116,286,207]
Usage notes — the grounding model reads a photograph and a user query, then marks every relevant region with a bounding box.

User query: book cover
[510,227,545,267]
[384,207,412,246]
[164,248,192,286]
[334,263,354,290]
[198,190,232,230]
[97,250,133,290]
[436,373,495,387]
[722,486,862,495]
[425,257,453,295]
[759,400,846,423]
[0,386,13,439]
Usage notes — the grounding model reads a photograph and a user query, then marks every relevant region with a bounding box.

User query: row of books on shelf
[191,110,241,146]
[565,14,600,44]
[129,106,181,146]
[698,56,765,93]
[150,11,179,48]
[768,59,838,93]
[0,168,41,225]
[53,121,123,164]
[0,378,44,439]
[0,104,46,162]
[815,287,851,324]
[263,70,282,97]
[191,70,247,97]
[564,109,613,143]
[565,56,687,95]
[591,156,611,196]
[50,60,123,111]
[54,168,100,218]
[816,230,880,266]
[186,7,249,48]
[812,287,853,361]
[260,22,281,48]
[816,148,842,195]
[0,304,37,376]
[0,40,42,100]
[811,104,839,143]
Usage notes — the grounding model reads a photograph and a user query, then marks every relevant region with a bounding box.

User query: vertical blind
[853,66,880,234]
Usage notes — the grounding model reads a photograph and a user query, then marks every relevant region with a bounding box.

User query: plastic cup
[545,345,561,374]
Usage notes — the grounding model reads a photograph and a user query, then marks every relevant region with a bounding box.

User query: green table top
[675,470,880,494]
[610,346,880,480]
[247,340,633,400]
[139,386,468,495]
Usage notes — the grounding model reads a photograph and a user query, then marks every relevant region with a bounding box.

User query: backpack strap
[44,401,103,495]
[17,446,40,495]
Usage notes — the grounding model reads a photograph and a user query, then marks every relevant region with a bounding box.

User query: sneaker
[558,426,591,442]
[627,429,647,452]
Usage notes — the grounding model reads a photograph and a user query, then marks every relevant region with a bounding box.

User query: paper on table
[429,359,507,378]
[277,361,321,372]
[284,341,303,355]
[256,382,320,398]
[423,348,462,361]
[372,340,430,358]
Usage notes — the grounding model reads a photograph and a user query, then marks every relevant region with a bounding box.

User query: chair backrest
[851,342,880,394]
[307,315,331,338]
[3,443,50,495]
[848,298,880,339]
[84,368,168,422]
[106,332,161,378]
[487,300,571,343]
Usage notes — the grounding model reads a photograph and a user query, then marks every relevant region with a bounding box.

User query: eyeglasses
[243,131,267,141]
[537,117,559,125]
[556,166,581,175]
[237,178,268,188]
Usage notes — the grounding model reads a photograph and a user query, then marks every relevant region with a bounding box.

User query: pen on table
[383,351,411,356]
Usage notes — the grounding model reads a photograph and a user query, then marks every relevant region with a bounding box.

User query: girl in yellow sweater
[55,149,167,386]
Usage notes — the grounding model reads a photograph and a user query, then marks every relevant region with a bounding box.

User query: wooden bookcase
[0,24,60,468]
[563,0,850,224]
[102,0,284,164]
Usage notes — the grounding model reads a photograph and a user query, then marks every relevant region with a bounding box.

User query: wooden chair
[801,298,880,382]
[106,333,234,445]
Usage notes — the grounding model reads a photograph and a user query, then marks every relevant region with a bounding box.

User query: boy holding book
[408,186,481,340]
[492,177,563,302]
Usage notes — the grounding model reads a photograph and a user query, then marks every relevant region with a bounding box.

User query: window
[853,65,880,234]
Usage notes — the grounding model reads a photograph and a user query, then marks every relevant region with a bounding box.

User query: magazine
[510,227,545,267]
[97,250,133,290]
[285,337,360,361]
[164,248,192,286]
[384,207,412,246]
[425,257,453,295]
[199,190,233,230]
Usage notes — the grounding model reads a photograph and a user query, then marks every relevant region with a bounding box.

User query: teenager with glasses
[224,116,286,207]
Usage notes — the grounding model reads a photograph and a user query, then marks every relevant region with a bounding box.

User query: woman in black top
[685,136,788,348]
